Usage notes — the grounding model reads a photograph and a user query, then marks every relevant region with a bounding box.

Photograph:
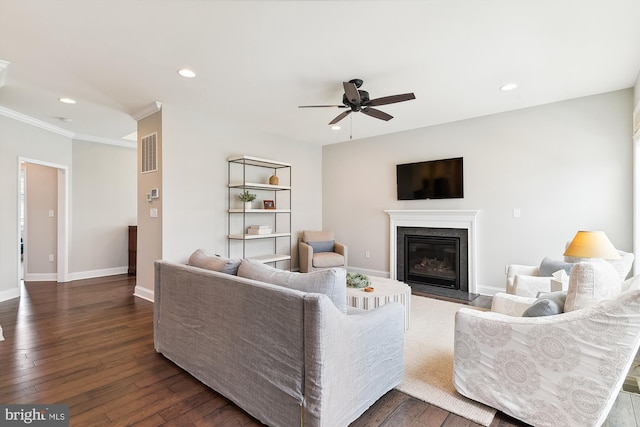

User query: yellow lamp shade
[563,231,621,260]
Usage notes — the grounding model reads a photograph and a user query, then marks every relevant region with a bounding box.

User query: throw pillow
[539,257,574,277]
[188,248,242,275]
[308,240,335,253]
[564,259,621,312]
[522,299,563,317]
[523,291,567,317]
[237,259,347,312]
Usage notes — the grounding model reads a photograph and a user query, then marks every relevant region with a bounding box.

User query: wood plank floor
[0,275,529,426]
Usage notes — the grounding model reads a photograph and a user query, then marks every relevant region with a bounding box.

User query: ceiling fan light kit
[299,78,416,125]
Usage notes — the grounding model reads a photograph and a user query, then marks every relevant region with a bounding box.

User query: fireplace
[397,227,468,294]
[386,210,480,297]
[405,235,460,289]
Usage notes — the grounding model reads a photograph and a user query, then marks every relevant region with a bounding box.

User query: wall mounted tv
[396,157,464,200]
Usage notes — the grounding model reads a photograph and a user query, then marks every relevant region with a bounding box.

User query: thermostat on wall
[151,188,159,199]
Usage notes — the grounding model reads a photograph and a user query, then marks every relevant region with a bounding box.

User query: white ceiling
[1,0,639,146]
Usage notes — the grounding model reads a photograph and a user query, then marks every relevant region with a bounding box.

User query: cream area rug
[396,295,496,426]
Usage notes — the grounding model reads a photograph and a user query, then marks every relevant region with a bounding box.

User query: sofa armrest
[299,241,313,273]
[303,294,404,427]
[507,264,540,278]
[454,291,640,427]
[334,241,348,266]
[512,274,552,298]
[506,264,540,294]
[491,292,537,316]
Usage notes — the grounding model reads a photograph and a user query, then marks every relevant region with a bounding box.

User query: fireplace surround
[385,210,480,295]
[399,227,468,291]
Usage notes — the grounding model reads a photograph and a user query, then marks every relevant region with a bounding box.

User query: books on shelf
[247,225,272,235]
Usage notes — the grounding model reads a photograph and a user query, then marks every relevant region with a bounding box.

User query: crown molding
[131,101,162,121]
[0,106,136,148]
[72,133,136,148]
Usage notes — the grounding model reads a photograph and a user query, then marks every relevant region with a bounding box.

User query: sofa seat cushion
[237,259,347,312]
[189,248,241,275]
[312,252,345,268]
[564,260,621,312]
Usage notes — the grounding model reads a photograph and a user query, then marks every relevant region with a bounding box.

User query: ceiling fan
[299,79,416,125]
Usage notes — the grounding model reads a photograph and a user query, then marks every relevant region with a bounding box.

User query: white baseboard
[134,285,154,303]
[68,267,128,281]
[476,284,504,296]
[0,287,20,303]
[23,273,57,282]
[347,266,390,278]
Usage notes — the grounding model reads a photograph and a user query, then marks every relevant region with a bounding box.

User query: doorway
[17,158,69,289]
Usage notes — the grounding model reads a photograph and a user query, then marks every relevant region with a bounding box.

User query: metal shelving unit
[227,155,292,269]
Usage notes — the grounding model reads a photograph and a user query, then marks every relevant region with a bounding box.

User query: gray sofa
[154,259,405,427]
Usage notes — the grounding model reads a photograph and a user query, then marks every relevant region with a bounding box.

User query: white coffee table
[346,276,411,330]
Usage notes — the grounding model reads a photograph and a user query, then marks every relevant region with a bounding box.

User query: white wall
[131,104,323,295]
[634,70,640,107]
[0,116,137,301]
[0,116,72,300]
[70,139,137,279]
[135,111,163,302]
[323,89,634,294]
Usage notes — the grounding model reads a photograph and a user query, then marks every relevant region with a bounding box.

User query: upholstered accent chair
[299,230,347,273]
[506,250,634,297]
[454,261,640,427]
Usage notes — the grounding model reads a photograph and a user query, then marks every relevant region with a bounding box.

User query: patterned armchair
[453,275,640,427]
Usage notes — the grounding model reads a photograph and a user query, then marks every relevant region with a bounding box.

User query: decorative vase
[269,175,279,185]
[244,201,252,210]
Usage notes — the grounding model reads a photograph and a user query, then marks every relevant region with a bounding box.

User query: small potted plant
[238,190,256,210]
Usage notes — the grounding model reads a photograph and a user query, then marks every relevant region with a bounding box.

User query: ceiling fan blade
[298,104,348,108]
[361,107,393,121]
[329,110,352,125]
[343,81,361,105]
[367,93,416,107]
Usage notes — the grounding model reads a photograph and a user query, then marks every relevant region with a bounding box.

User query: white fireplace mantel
[385,210,480,294]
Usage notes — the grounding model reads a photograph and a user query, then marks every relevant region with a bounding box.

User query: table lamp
[563,231,621,260]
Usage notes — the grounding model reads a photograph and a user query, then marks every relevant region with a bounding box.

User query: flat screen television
[396,157,464,200]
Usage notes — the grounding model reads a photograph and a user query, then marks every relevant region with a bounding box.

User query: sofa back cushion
[565,249,634,281]
[188,248,241,275]
[303,230,335,243]
[539,257,574,277]
[237,259,347,312]
[564,260,621,312]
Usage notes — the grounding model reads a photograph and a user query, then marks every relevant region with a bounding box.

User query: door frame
[17,157,69,287]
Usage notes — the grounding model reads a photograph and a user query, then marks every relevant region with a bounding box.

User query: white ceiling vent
[141,132,158,173]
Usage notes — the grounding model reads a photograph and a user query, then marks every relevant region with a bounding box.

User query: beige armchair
[299,230,347,273]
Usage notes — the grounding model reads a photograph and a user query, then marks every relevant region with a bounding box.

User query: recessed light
[58,97,76,104]
[331,125,341,130]
[500,83,518,91]
[177,68,196,78]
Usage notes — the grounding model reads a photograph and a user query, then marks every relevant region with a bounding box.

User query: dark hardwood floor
[0,275,528,426]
